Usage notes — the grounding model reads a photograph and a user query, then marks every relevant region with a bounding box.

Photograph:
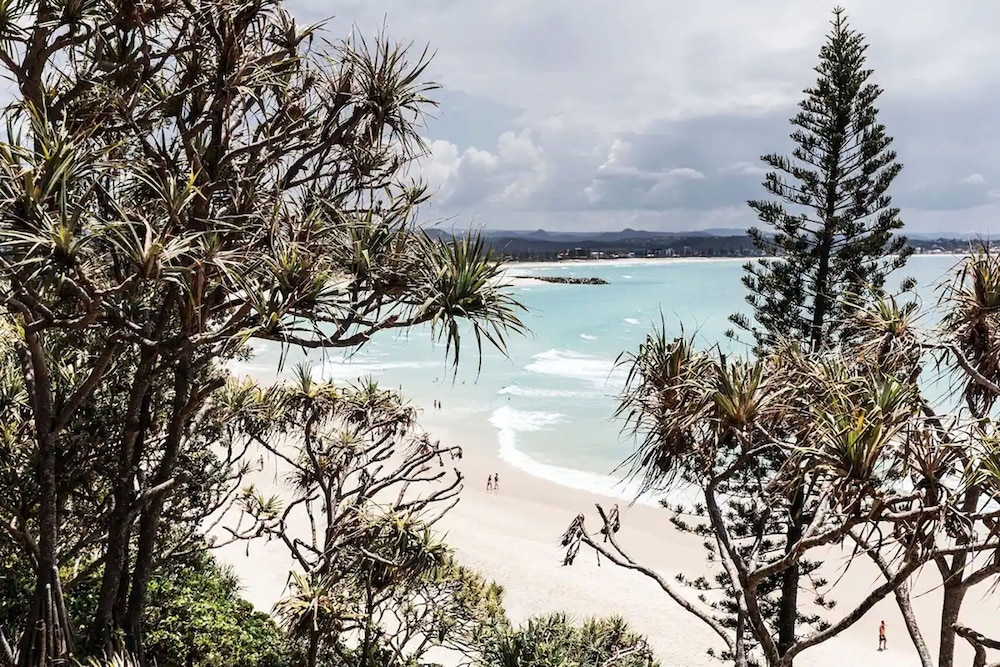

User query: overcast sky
[288,1,1000,234]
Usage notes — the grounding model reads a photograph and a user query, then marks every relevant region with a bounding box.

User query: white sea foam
[391,330,432,341]
[579,333,598,341]
[622,274,633,279]
[488,405,669,507]
[226,360,278,380]
[498,385,593,399]
[623,317,641,325]
[524,349,625,390]
[489,405,566,433]
[319,357,439,381]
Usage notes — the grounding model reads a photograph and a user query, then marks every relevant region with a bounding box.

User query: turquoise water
[241,255,964,500]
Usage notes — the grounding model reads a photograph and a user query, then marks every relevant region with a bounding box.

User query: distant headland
[425,227,985,263]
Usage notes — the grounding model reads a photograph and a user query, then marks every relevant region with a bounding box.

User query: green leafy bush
[480,613,659,667]
[141,554,289,667]
[0,545,287,667]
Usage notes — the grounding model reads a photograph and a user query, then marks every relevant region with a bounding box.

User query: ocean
[240,255,965,502]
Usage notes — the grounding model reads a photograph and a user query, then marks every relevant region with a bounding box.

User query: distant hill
[904,232,992,241]
[474,228,748,242]
[417,226,981,261]
[423,227,981,242]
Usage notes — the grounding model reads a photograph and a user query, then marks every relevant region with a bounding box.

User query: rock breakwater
[514,276,609,285]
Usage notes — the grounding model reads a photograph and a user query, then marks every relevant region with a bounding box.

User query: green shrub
[141,553,289,667]
[480,612,660,667]
[0,545,287,667]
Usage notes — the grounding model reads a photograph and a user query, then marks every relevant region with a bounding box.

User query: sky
[286,1,1000,234]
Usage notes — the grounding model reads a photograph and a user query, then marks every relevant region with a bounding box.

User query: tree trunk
[16,574,72,667]
[734,606,749,667]
[777,142,841,665]
[777,487,804,660]
[91,508,130,651]
[90,362,154,651]
[938,581,967,667]
[894,579,933,667]
[938,486,981,667]
[124,361,191,655]
[16,332,73,666]
[361,579,375,667]
[809,241,833,350]
[1,628,14,667]
[123,500,163,659]
[306,631,319,667]
[808,95,844,349]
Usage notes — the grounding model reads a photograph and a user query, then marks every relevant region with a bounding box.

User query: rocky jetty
[514,275,609,285]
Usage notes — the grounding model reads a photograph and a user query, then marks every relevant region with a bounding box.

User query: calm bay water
[241,255,963,500]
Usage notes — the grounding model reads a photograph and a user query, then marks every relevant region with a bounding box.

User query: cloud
[422,130,546,211]
[288,1,1000,233]
[720,162,770,177]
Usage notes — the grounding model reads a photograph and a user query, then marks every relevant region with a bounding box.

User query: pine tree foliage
[730,9,909,661]
[732,6,909,351]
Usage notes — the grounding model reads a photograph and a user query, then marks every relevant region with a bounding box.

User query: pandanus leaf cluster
[0,0,527,661]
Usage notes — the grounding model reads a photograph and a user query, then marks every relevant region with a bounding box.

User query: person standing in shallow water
[878,620,886,651]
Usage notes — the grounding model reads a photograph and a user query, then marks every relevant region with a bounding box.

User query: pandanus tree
[563,325,953,667]
[0,0,525,662]
[916,248,1000,667]
[228,370,505,667]
[564,250,1000,667]
[0,324,256,664]
[847,250,1000,667]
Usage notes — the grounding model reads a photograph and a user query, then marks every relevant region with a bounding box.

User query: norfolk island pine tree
[729,7,908,663]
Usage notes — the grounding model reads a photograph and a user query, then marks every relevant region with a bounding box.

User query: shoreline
[216,390,983,667]
[504,253,967,271]
[402,414,988,667]
[400,406,940,667]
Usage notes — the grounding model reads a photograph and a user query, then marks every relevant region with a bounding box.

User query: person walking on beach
[878,620,886,651]
[486,475,494,492]
[493,472,500,493]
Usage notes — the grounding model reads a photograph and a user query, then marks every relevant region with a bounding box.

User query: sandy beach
[213,392,996,667]
[424,421,975,667]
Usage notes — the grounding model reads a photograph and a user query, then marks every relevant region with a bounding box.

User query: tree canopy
[733,6,907,352]
[0,0,525,662]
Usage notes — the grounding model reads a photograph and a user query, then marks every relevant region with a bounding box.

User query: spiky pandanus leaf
[272,571,350,641]
[845,290,924,378]
[615,322,715,491]
[940,248,1000,415]
[412,231,527,372]
[797,375,917,493]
